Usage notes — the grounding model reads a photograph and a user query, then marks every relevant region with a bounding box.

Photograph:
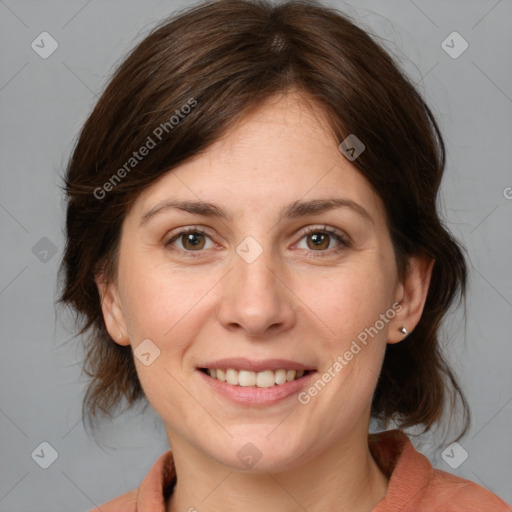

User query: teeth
[275,369,287,385]
[256,370,275,388]
[204,368,308,387]
[238,370,256,387]
[226,368,238,385]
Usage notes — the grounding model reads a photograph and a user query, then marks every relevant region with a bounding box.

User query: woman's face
[99,92,430,471]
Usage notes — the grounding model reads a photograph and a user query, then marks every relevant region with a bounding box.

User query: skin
[96,91,434,512]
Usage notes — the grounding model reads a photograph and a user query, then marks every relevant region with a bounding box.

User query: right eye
[165,227,215,256]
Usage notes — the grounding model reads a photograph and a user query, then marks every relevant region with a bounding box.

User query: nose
[216,240,296,339]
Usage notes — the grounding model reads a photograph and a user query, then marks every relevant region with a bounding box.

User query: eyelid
[165,225,214,240]
[296,224,349,242]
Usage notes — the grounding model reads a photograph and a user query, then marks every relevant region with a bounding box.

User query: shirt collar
[369,429,434,511]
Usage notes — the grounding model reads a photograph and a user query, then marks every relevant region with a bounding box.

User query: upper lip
[198,358,315,372]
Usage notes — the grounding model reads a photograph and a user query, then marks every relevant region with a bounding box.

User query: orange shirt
[91,429,511,512]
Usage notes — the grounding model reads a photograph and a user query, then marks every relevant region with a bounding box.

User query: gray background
[1,0,511,510]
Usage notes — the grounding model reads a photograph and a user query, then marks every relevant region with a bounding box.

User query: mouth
[198,367,313,388]
[196,359,318,406]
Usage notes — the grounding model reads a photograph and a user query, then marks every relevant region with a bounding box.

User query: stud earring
[399,327,408,336]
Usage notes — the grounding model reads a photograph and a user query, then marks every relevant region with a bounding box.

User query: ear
[388,253,435,344]
[95,273,130,346]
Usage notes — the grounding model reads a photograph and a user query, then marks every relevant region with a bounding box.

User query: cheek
[299,259,393,346]
[294,263,393,424]
[119,254,218,349]
[117,259,214,424]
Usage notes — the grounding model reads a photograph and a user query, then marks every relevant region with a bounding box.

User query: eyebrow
[140,197,374,226]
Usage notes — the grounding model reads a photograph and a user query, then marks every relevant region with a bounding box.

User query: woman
[58,0,511,510]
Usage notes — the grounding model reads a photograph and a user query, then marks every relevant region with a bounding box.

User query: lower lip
[197,369,317,406]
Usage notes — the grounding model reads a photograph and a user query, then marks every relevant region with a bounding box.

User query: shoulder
[370,430,511,512]
[421,468,512,511]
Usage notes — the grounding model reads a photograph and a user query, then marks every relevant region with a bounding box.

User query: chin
[204,428,308,472]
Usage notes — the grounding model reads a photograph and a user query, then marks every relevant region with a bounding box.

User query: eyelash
[164,225,352,259]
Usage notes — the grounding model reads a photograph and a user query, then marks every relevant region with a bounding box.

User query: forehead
[202,92,339,166]
[129,92,386,228]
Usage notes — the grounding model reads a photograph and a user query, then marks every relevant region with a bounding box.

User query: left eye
[295,227,349,253]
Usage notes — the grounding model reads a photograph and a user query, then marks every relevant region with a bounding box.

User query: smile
[199,368,310,388]
[196,358,317,406]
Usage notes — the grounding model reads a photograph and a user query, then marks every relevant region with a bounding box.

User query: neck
[166,426,388,512]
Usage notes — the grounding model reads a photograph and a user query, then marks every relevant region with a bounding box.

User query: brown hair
[58,0,470,440]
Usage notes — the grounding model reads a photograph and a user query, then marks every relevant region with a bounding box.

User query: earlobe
[94,273,130,346]
[388,254,435,344]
